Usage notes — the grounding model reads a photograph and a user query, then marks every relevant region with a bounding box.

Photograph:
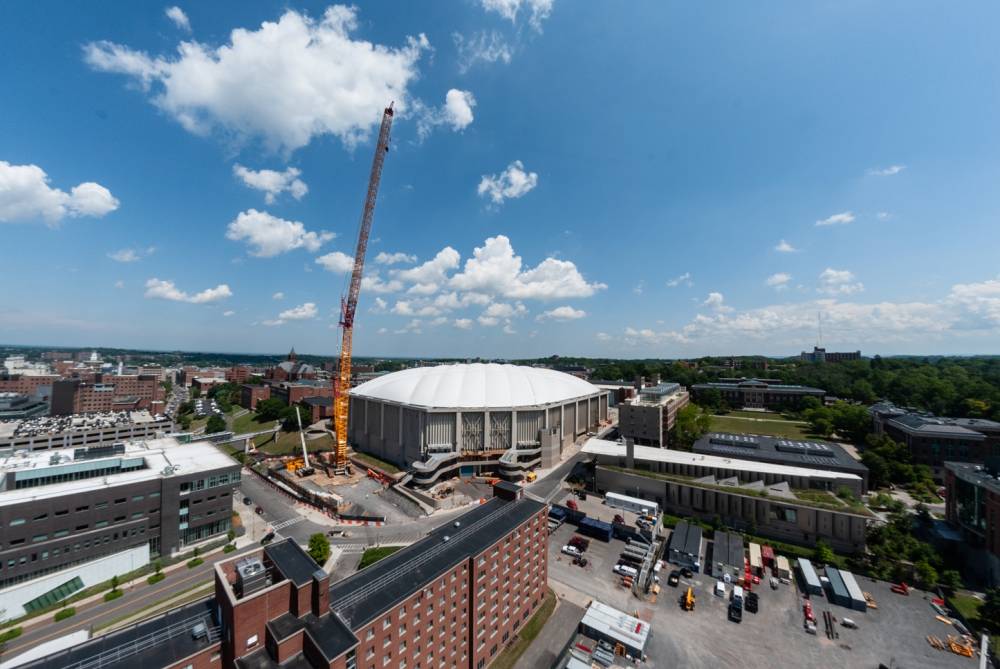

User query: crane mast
[333,103,394,471]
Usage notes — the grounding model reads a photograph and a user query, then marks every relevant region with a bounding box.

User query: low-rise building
[617,382,690,448]
[870,402,1000,479]
[693,432,870,492]
[271,380,334,406]
[944,460,1000,586]
[23,482,548,669]
[0,410,174,451]
[301,396,333,423]
[666,520,702,571]
[800,347,861,363]
[0,437,239,619]
[691,378,825,410]
[584,438,869,552]
[0,393,48,420]
[712,531,744,580]
[240,384,271,410]
[50,373,165,415]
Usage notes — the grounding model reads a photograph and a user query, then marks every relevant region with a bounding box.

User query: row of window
[5,492,161,527]
[179,470,240,494]
[13,462,146,490]
[0,532,154,588]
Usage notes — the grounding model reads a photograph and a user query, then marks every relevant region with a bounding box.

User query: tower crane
[332,103,394,472]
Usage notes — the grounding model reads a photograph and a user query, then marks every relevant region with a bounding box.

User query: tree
[256,399,287,422]
[193,546,201,558]
[981,588,1000,632]
[670,404,711,449]
[178,414,192,430]
[308,533,331,565]
[938,569,962,593]
[812,540,834,566]
[192,387,202,399]
[154,560,162,576]
[914,560,938,589]
[206,414,227,434]
[698,388,725,414]
[110,574,120,592]
[227,529,236,543]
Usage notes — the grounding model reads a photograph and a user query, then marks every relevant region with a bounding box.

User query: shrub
[0,627,23,644]
[104,589,123,602]
[54,607,76,622]
[223,544,237,553]
[147,573,166,585]
[187,558,204,569]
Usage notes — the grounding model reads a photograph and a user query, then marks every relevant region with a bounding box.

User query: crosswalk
[271,516,306,531]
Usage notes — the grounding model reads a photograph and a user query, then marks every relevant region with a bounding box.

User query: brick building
[271,381,334,406]
[617,382,690,448]
[0,373,60,401]
[23,483,548,669]
[944,460,1000,586]
[268,348,318,383]
[49,374,164,415]
[691,378,826,410]
[226,365,252,384]
[241,384,271,410]
[301,396,333,423]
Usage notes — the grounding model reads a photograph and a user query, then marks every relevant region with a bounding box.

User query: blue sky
[2,1,999,358]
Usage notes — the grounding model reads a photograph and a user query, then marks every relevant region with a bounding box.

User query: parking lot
[548,519,978,668]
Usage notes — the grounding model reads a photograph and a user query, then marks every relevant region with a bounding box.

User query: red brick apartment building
[22,483,548,669]
[49,374,164,415]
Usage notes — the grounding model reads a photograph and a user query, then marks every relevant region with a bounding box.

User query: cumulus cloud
[233,164,307,203]
[144,278,232,303]
[164,6,191,32]
[867,165,906,177]
[876,212,891,221]
[108,247,155,263]
[702,292,732,313]
[537,305,586,321]
[481,0,554,31]
[416,89,476,139]
[391,299,443,317]
[375,251,416,265]
[360,271,404,294]
[272,292,284,300]
[818,268,864,295]
[226,209,333,257]
[477,160,538,205]
[666,272,692,288]
[815,211,855,227]
[0,161,119,224]
[84,6,430,153]
[370,297,387,313]
[279,303,317,320]
[774,239,797,253]
[315,251,355,273]
[450,235,605,299]
[454,318,473,329]
[395,319,423,334]
[765,273,791,290]
[453,31,512,73]
[223,310,235,316]
[391,247,461,293]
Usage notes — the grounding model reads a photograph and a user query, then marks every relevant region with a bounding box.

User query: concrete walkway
[517,590,585,669]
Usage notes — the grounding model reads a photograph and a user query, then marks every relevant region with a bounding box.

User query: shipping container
[605,491,659,518]
[579,517,613,542]
[797,558,823,596]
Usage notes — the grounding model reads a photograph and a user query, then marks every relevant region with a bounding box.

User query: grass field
[256,431,333,456]
[358,546,404,570]
[492,588,557,669]
[708,415,812,440]
[948,594,999,652]
[352,451,401,474]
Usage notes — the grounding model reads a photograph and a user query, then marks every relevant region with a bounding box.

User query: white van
[613,564,638,578]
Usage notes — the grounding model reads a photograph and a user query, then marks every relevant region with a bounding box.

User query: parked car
[568,536,590,552]
[243,497,252,506]
[613,563,638,578]
[841,618,858,629]
[260,531,275,545]
[728,603,743,623]
[255,506,264,515]
[561,544,583,557]
[681,567,694,578]
[667,570,681,587]
[745,592,759,614]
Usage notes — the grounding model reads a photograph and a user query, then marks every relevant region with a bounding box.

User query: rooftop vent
[443,535,450,542]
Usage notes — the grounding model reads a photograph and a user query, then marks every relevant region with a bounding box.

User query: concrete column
[398,406,403,449]
[560,404,565,446]
[626,438,635,469]
[484,410,490,452]
[379,402,384,440]
[586,396,591,429]
[511,410,517,449]
[455,411,462,452]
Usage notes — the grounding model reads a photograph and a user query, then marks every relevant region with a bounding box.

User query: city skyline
[3,2,1000,358]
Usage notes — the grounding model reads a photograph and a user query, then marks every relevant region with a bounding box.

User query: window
[246,634,258,648]
[31,534,47,543]
[9,519,25,527]
[55,509,69,516]
[95,521,108,528]
[132,495,144,502]
[33,513,48,521]
[75,505,89,512]
[114,498,126,505]
[95,502,108,509]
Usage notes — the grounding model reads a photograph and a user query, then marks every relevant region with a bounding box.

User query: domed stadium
[348,363,608,486]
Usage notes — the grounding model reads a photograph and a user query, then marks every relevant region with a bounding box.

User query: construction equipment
[525,471,537,483]
[947,635,974,657]
[331,103,395,473]
[890,582,910,596]
[683,586,695,611]
[863,591,878,609]
[294,407,315,477]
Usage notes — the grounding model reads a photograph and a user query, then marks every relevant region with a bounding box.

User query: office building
[870,402,1000,479]
[0,393,48,421]
[584,438,868,552]
[800,347,861,363]
[693,432,870,492]
[691,378,825,410]
[349,363,608,486]
[0,437,239,618]
[944,460,1000,586]
[0,373,60,402]
[24,482,548,669]
[617,382,690,448]
[240,384,271,410]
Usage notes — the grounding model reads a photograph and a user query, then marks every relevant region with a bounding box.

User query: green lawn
[491,589,557,669]
[358,546,404,570]
[257,432,333,456]
[352,451,401,474]
[948,594,999,651]
[708,415,812,440]
[232,410,271,434]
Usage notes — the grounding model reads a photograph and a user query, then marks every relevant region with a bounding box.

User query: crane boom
[333,103,394,470]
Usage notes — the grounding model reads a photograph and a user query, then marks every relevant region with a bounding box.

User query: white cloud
[84,6,430,153]
[430,316,449,327]
[666,272,692,288]
[477,160,538,205]
[0,161,119,224]
[416,89,476,139]
[454,318,473,329]
[477,315,499,327]
[360,272,404,294]
[108,249,139,263]
[144,278,232,303]
[279,302,317,320]
[765,273,791,289]
[453,31,512,73]
[394,319,423,334]
[481,0,554,31]
[223,310,235,316]
[391,247,461,292]
[262,319,283,327]
[164,6,191,32]
[482,302,527,319]
[449,235,604,299]
[633,280,644,295]
[233,164,308,204]
[272,292,284,300]
[815,211,855,227]
[702,292,733,313]
[226,209,333,257]
[876,212,891,221]
[392,300,442,317]
[375,251,416,265]
[315,251,355,273]
[114,280,125,289]
[867,165,906,177]
[537,305,586,321]
[818,268,864,295]
[774,239,797,253]
[371,297,387,313]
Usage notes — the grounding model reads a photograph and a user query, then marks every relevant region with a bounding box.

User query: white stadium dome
[350,363,600,409]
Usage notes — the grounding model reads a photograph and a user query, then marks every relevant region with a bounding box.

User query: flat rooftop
[582,438,861,482]
[945,461,1000,495]
[0,409,168,438]
[328,494,544,629]
[0,436,236,506]
[693,432,868,474]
